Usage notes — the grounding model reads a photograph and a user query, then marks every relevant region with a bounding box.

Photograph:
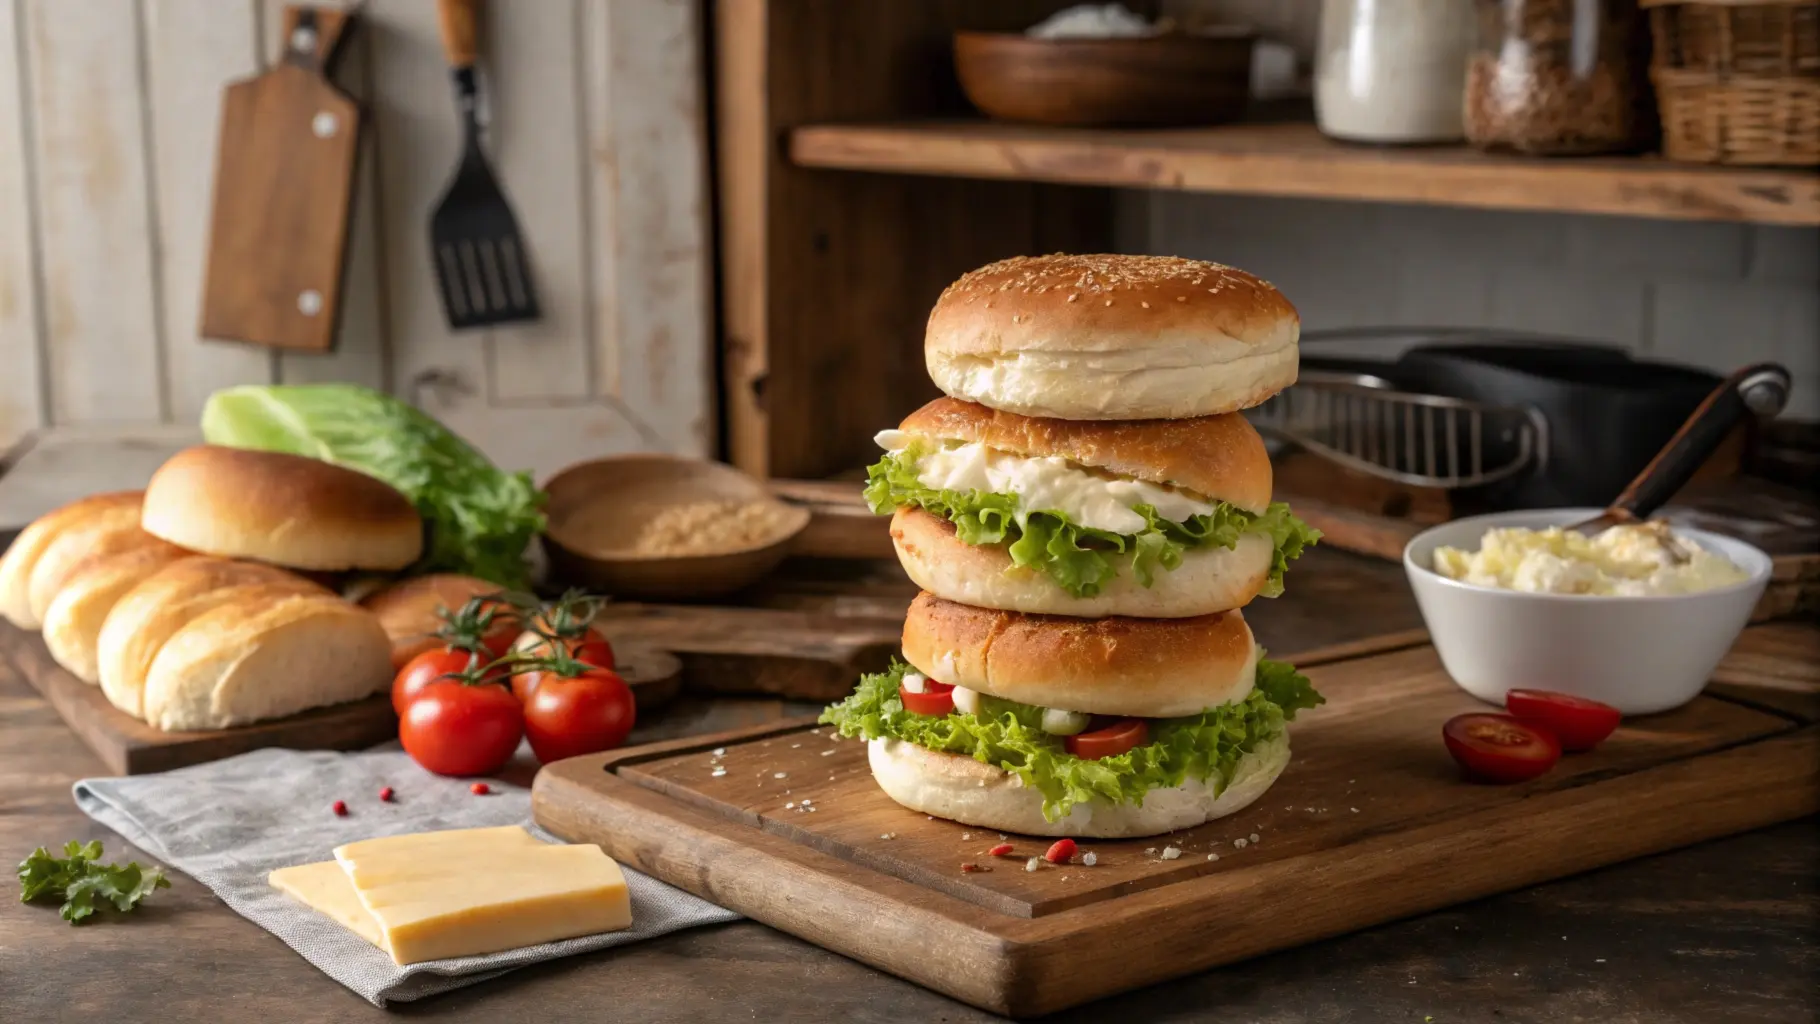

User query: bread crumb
[612,500,794,557]
[1082,852,1098,867]
[1025,857,1041,873]
[1206,852,1220,861]
[1234,838,1249,849]
[1249,833,1260,844]
[1160,846,1181,860]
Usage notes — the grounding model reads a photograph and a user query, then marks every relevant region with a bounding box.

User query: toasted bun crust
[867,732,1289,838]
[141,593,393,731]
[897,397,1272,512]
[925,254,1299,420]
[41,541,194,684]
[96,558,326,718]
[0,492,146,628]
[142,446,423,571]
[900,592,1259,718]
[892,507,1270,617]
[359,573,512,669]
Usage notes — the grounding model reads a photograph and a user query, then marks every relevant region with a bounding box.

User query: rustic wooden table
[2,548,1813,1023]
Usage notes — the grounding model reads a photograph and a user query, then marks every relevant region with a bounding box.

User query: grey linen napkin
[73,744,740,1006]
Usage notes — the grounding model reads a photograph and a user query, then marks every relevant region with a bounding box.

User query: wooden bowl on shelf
[953,29,1256,128]
[540,454,811,602]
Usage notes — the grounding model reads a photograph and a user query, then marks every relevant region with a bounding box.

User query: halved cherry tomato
[1504,689,1621,753]
[523,667,637,763]
[399,678,524,777]
[1064,718,1149,760]
[393,647,491,715]
[900,679,955,717]
[1442,713,1561,784]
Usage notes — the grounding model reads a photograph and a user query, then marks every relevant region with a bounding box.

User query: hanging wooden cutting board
[197,6,361,352]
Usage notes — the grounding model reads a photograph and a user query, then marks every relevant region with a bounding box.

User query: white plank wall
[0,0,712,481]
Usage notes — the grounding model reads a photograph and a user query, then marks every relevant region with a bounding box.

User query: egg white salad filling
[820,660,1322,821]
[1433,522,1750,596]
[866,433,1320,599]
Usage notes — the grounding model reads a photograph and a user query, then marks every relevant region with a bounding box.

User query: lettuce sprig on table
[864,446,1320,599]
[820,660,1322,821]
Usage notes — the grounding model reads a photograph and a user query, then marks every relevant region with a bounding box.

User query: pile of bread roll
[0,445,436,731]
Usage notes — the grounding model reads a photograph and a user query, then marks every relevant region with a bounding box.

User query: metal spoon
[1569,362,1791,560]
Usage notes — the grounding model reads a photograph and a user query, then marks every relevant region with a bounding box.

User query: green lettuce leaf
[863,447,1321,599]
[819,659,1320,820]
[201,384,546,588]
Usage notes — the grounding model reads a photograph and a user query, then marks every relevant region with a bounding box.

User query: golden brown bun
[142,446,423,571]
[359,573,512,669]
[0,492,149,628]
[925,254,1299,420]
[867,732,1289,838]
[25,499,156,627]
[96,558,326,718]
[41,541,195,684]
[897,397,1273,512]
[900,592,1260,718]
[891,507,1270,617]
[141,593,394,731]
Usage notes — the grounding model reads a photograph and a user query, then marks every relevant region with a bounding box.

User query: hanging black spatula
[429,0,539,330]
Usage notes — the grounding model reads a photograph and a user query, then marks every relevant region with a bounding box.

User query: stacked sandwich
[822,254,1324,839]
[0,446,416,731]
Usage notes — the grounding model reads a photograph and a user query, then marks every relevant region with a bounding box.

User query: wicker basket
[1644,0,1820,165]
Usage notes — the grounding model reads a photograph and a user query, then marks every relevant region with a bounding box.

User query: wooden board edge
[999,724,1820,1015]
[532,760,1023,1011]
[535,718,1820,1017]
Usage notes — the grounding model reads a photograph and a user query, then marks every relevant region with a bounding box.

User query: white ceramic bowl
[1403,508,1771,716]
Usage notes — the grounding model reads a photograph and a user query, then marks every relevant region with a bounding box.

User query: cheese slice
[270,825,635,965]
[269,861,386,949]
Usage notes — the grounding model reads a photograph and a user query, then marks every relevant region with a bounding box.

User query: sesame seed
[879,833,897,840]
[1082,852,1098,866]
[1140,301,1150,308]
[713,748,725,756]
[961,833,971,840]
[1104,299,1113,306]
[1066,293,1079,302]
[1025,857,1041,873]
[774,772,787,779]
[801,798,813,805]
[1249,833,1260,843]
[785,801,795,809]
[791,743,801,749]
[1351,807,1360,813]
[821,749,835,756]
[1234,838,1249,849]
[1160,847,1182,860]
[1176,295,1187,302]
[711,768,727,777]
[1207,853,1220,861]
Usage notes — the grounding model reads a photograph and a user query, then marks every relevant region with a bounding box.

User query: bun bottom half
[892,507,1270,618]
[867,732,1289,839]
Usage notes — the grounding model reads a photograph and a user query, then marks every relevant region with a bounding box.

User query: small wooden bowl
[541,454,811,602]
[954,29,1256,128]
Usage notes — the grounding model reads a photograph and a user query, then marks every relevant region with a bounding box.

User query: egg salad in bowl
[1431,520,1750,597]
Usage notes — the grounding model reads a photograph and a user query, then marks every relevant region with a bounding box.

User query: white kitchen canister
[1315,0,1477,144]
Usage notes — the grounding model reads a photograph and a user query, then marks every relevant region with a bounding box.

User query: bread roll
[141,593,394,731]
[26,500,154,626]
[359,573,511,669]
[97,558,325,718]
[899,592,1260,719]
[41,541,193,684]
[891,507,1272,617]
[0,492,144,629]
[867,731,1289,839]
[924,254,1299,420]
[142,446,423,571]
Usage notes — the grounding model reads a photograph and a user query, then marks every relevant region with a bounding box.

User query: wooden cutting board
[0,621,680,775]
[533,626,1820,1017]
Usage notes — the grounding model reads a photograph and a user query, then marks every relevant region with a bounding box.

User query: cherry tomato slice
[1504,689,1622,753]
[899,679,955,716]
[1064,718,1149,760]
[1442,713,1561,784]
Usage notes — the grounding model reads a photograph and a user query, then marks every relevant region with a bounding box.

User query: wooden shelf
[790,121,1820,226]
